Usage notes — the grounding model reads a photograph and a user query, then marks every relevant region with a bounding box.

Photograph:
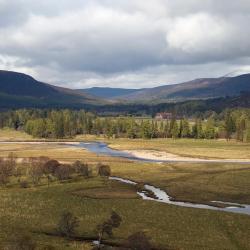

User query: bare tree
[42,159,60,186]
[54,164,72,181]
[0,159,14,186]
[7,152,17,170]
[73,161,91,177]
[57,211,79,238]
[96,211,122,248]
[97,164,111,177]
[29,164,43,185]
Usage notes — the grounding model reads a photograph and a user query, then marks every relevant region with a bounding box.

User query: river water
[77,141,250,164]
[109,177,250,215]
[77,142,250,216]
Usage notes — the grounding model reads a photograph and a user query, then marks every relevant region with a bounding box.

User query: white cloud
[167,13,227,52]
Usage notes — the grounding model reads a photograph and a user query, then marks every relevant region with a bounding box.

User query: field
[98,137,250,159]
[0,129,250,250]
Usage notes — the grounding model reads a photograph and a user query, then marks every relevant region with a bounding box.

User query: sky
[1,0,250,89]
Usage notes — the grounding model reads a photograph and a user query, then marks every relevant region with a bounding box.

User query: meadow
[99,137,250,159]
[0,129,250,249]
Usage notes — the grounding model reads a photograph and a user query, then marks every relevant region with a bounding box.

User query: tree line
[0,108,250,141]
[0,153,111,187]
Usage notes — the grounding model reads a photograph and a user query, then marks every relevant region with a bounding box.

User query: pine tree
[204,117,215,139]
[181,119,190,138]
[235,114,247,141]
[243,120,250,142]
[224,111,235,140]
[171,121,179,139]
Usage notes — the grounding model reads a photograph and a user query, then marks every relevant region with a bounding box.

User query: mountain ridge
[112,74,250,102]
[1,70,250,109]
[0,70,107,108]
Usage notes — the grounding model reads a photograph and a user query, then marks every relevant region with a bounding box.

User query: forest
[0,108,250,141]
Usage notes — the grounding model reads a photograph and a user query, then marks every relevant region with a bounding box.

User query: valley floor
[0,129,250,249]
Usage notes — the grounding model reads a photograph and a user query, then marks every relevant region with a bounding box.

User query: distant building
[155,112,173,120]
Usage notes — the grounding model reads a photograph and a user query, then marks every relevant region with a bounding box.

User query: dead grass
[0,128,33,141]
[103,138,250,159]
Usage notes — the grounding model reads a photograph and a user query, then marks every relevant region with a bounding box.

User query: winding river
[110,177,250,216]
[77,142,250,216]
[0,141,249,215]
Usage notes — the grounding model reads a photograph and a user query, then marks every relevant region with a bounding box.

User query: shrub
[43,160,60,175]
[57,211,79,237]
[13,165,22,178]
[97,164,111,177]
[73,160,82,172]
[29,165,43,185]
[73,161,91,177]
[54,164,72,181]
[0,159,14,186]
[96,211,122,246]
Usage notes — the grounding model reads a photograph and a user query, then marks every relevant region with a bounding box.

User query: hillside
[112,74,250,102]
[79,87,141,99]
[1,70,250,110]
[0,70,106,108]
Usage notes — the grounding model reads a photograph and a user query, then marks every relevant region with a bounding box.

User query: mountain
[1,70,250,110]
[78,87,141,99]
[0,70,106,108]
[112,74,250,103]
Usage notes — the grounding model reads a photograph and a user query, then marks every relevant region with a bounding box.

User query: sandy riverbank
[123,149,250,163]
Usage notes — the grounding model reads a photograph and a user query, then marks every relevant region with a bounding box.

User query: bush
[29,165,43,185]
[96,211,122,246]
[73,161,91,177]
[0,159,14,186]
[43,160,60,175]
[13,165,22,178]
[97,164,111,177]
[57,211,79,237]
[54,164,72,181]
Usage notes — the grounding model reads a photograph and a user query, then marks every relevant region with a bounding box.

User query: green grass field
[1,175,250,250]
[0,129,250,249]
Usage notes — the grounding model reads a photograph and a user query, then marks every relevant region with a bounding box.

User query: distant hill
[0,70,106,108]
[78,87,141,99]
[1,70,250,110]
[85,91,250,116]
[111,74,250,102]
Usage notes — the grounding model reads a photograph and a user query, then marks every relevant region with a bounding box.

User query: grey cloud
[0,0,250,88]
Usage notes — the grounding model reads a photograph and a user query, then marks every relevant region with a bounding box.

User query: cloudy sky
[1,0,250,89]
